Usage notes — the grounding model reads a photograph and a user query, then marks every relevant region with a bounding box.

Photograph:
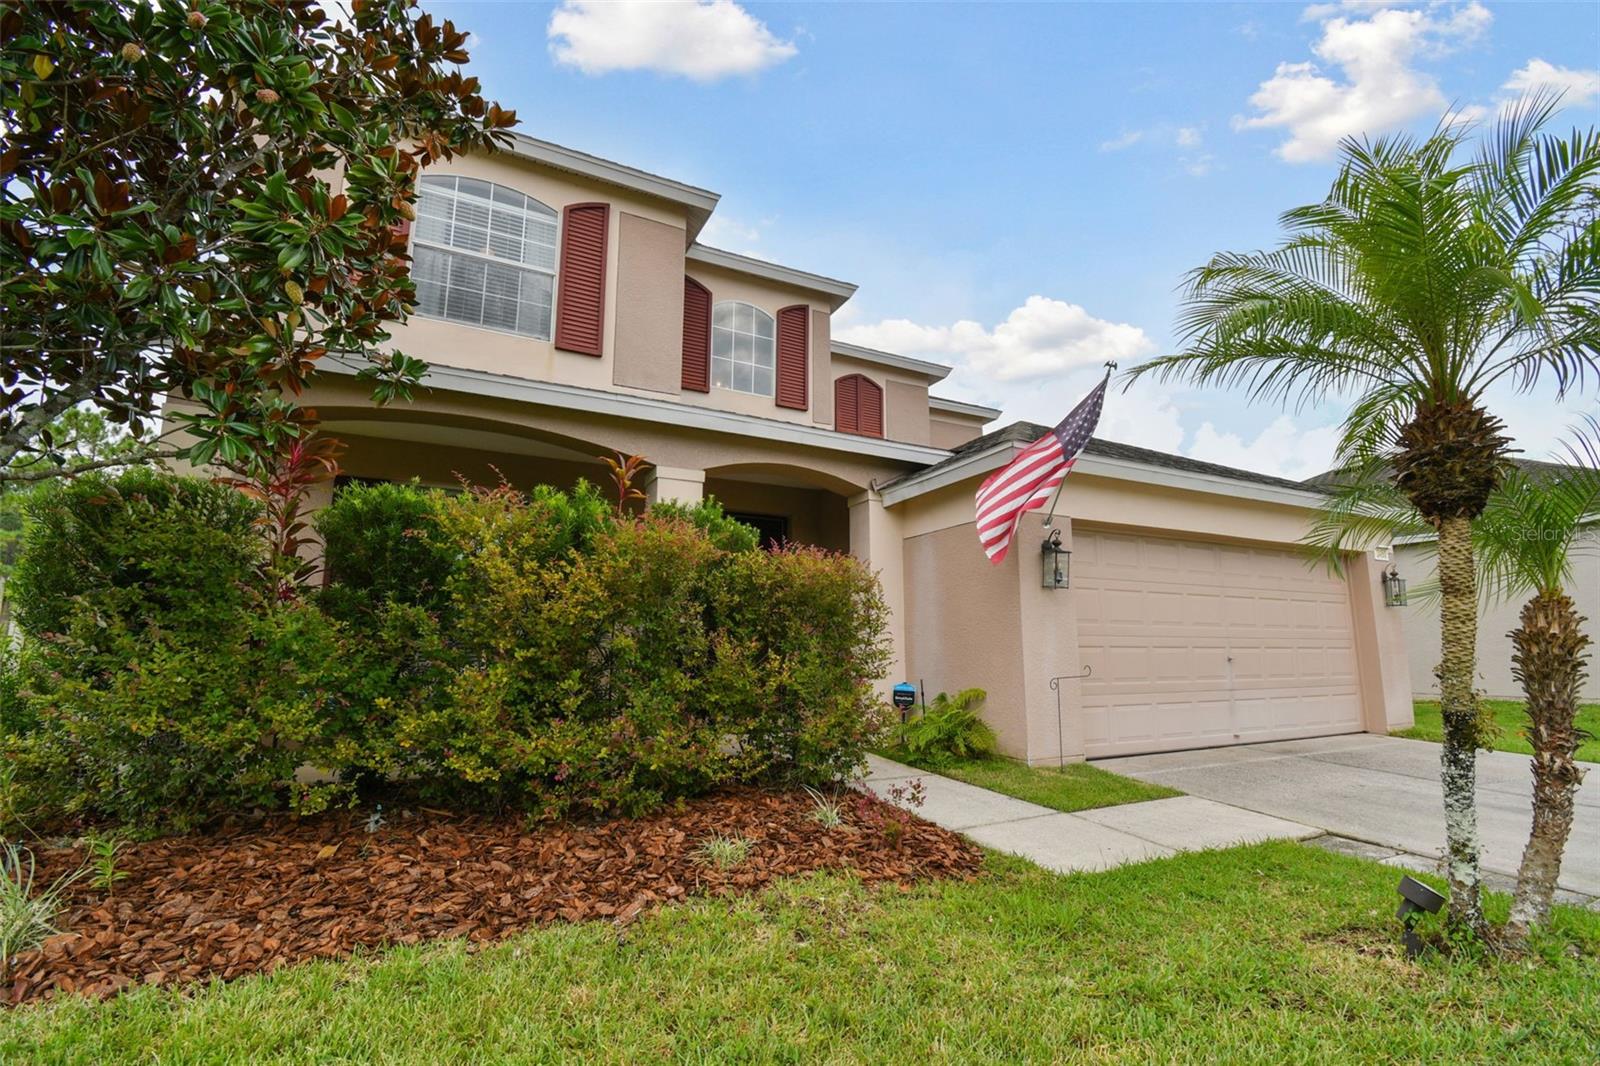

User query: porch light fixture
[1041,528,1070,590]
[1381,564,1408,607]
[1395,874,1444,958]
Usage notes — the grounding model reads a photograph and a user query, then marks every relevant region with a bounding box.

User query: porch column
[1347,551,1414,733]
[643,465,705,506]
[848,486,906,700]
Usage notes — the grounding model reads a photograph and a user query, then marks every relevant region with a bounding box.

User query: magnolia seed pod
[254,87,280,105]
[120,43,144,63]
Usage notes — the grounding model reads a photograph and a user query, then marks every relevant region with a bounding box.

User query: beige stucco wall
[612,212,685,395]
[386,150,685,394]
[296,376,916,498]
[1397,539,1600,701]
[335,433,604,492]
[903,523,1029,757]
[386,149,857,433]
[929,414,985,449]
[810,309,833,428]
[895,470,1413,762]
[683,261,836,428]
[827,352,937,448]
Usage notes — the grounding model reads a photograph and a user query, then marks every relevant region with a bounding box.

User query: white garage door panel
[1077,530,1363,758]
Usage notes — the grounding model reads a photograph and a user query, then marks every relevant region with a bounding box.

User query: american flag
[975,372,1109,563]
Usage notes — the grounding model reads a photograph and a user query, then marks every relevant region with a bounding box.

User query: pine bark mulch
[6,788,979,1007]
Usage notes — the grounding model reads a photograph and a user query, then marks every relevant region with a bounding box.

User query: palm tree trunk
[1507,590,1590,941]
[1436,515,1486,934]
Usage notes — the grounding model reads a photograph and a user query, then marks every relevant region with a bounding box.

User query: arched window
[411,174,558,339]
[712,301,776,395]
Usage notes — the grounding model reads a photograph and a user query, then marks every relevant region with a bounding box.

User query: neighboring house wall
[1397,539,1600,701]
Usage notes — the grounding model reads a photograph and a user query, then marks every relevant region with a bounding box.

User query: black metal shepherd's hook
[1047,665,1093,768]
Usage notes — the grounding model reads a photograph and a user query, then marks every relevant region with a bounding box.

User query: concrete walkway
[1097,734,1600,896]
[860,754,1319,875]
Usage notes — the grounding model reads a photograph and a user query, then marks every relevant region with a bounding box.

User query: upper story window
[712,301,775,396]
[411,175,558,339]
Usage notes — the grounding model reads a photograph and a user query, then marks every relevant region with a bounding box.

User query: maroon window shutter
[682,276,711,392]
[857,375,884,438]
[775,305,809,410]
[834,374,883,438]
[554,202,609,357]
[834,375,859,433]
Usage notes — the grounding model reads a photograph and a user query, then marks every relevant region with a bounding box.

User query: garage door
[1075,529,1363,758]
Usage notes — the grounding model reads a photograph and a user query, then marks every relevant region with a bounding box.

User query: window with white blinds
[411,175,558,339]
[711,301,776,396]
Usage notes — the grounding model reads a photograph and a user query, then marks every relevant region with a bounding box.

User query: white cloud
[1097,124,1212,176]
[547,0,796,82]
[837,296,1156,385]
[1187,415,1342,482]
[1238,2,1491,162]
[1501,58,1600,109]
[698,213,769,256]
[1099,130,1145,152]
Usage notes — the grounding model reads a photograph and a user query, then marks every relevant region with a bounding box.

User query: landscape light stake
[1395,875,1445,958]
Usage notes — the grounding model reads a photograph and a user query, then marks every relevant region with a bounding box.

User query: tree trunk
[1506,589,1590,942]
[1435,515,1486,934]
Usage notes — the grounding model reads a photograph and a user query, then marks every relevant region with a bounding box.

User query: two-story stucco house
[172,133,1414,765]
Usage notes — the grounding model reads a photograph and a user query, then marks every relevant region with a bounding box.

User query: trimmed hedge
[1,474,890,831]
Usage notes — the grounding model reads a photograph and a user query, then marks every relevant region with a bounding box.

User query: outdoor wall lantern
[1381,564,1408,607]
[1041,528,1070,590]
[1395,874,1444,958]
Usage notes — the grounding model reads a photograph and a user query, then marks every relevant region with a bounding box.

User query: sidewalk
[860,754,1320,874]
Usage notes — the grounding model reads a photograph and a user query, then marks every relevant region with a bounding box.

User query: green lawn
[1398,699,1600,763]
[7,843,1596,1063]
[884,751,1182,812]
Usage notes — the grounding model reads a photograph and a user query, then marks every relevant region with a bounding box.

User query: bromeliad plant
[1132,95,1600,936]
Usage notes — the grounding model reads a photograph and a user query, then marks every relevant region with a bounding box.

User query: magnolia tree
[0,0,516,482]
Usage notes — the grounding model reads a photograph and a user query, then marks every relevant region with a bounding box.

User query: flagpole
[1041,361,1116,529]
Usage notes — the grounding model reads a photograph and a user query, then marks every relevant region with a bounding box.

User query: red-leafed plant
[599,451,649,515]
[220,422,344,597]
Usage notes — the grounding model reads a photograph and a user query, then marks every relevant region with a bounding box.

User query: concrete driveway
[1098,734,1600,897]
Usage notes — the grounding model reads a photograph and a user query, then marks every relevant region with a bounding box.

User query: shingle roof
[935,421,1319,493]
[1300,456,1576,492]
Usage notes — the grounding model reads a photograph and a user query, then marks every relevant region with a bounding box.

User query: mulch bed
[7,788,980,1007]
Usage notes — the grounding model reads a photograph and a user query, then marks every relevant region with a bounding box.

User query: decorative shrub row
[0,473,890,832]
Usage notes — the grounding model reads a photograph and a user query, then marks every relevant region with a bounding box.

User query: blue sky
[429,0,1599,479]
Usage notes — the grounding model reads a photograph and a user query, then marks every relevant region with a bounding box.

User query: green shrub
[2,471,350,832]
[316,480,456,620]
[891,688,997,765]
[648,495,760,553]
[333,485,889,818]
[7,473,890,829]
[8,468,260,638]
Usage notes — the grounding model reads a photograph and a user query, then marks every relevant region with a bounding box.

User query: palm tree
[1309,445,1597,945]
[1474,443,1598,942]
[1131,96,1600,934]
